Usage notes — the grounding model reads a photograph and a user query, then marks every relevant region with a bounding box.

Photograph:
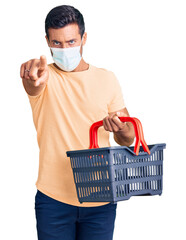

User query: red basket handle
[89,117,150,155]
[132,118,150,155]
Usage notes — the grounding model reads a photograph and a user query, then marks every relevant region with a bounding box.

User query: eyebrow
[51,39,77,43]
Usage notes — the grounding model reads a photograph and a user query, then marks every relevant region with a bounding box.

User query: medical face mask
[50,38,83,72]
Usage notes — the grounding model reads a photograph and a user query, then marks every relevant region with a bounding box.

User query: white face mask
[50,38,83,72]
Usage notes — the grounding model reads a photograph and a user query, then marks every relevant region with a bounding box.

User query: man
[20,5,135,240]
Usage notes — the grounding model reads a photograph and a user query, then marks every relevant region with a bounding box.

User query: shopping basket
[66,117,166,204]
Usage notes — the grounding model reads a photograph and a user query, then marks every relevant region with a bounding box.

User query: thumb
[116,111,126,117]
[116,111,129,127]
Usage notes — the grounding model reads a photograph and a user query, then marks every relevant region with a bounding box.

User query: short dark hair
[45,5,85,40]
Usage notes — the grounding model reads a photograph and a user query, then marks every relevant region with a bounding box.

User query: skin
[46,24,89,72]
[20,23,135,146]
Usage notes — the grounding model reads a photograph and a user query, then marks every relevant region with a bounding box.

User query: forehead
[48,23,81,41]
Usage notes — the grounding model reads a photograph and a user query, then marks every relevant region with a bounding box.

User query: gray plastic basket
[66,117,166,203]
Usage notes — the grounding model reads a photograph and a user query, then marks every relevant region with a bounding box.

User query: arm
[103,107,135,147]
[20,55,49,96]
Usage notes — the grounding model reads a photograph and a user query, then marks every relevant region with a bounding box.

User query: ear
[82,32,87,46]
[45,35,50,47]
[45,35,53,56]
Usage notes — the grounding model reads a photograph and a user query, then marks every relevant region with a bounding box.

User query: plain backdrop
[0,0,185,239]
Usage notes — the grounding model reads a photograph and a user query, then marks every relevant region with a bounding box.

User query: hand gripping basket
[66,117,166,204]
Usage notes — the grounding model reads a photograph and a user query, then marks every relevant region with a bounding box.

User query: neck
[72,58,89,72]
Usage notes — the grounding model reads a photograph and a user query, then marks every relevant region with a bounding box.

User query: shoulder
[90,64,116,80]
[47,63,56,73]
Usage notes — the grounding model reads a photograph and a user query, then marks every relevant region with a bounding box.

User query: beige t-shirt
[27,63,125,207]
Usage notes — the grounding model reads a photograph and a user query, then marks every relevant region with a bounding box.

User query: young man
[20,5,135,240]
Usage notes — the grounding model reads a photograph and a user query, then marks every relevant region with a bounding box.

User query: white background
[0,0,185,239]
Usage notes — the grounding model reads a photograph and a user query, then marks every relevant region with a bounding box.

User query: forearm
[114,122,135,147]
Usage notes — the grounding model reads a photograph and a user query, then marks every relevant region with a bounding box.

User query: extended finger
[29,59,40,81]
[38,56,47,78]
[39,55,47,71]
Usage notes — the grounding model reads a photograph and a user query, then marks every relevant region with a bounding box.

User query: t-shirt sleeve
[26,83,47,130]
[107,71,126,113]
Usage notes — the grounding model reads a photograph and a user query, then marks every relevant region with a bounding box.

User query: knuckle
[114,127,120,132]
[29,72,37,80]
[28,71,33,76]
[118,125,123,130]
[112,115,117,121]
[31,75,38,81]
[113,126,118,132]
[32,58,39,63]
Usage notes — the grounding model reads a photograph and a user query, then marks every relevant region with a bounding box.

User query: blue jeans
[35,190,117,240]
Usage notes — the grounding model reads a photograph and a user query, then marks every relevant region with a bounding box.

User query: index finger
[39,55,47,71]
